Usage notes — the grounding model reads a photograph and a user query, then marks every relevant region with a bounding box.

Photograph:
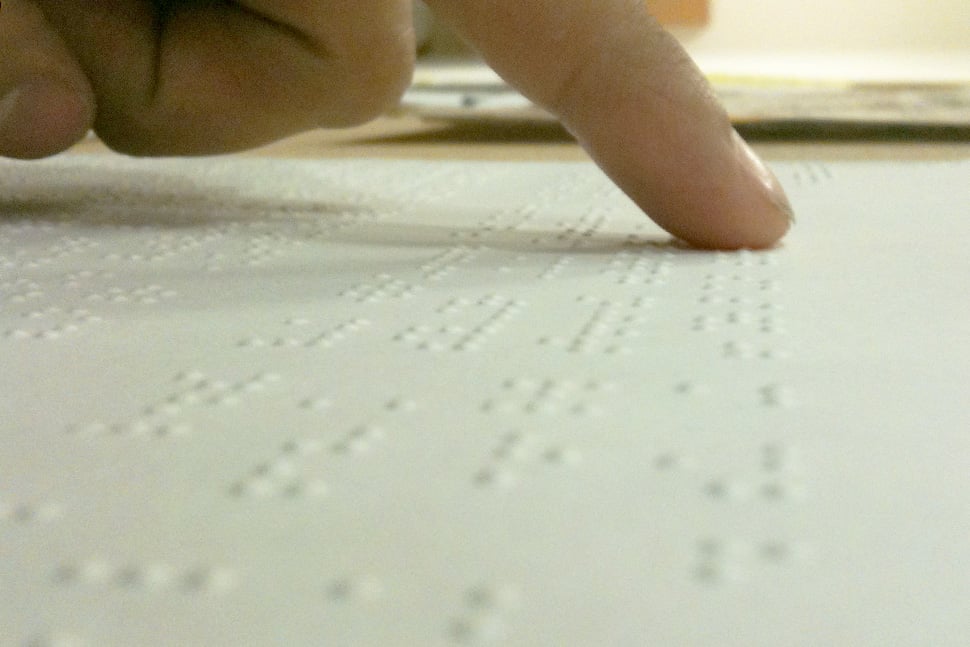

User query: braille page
[1,155,968,647]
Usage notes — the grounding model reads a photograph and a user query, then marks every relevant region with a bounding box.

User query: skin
[0,0,793,249]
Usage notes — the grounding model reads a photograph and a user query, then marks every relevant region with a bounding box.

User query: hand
[0,0,792,249]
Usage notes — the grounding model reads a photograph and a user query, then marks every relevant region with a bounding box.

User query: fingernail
[732,130,795,226]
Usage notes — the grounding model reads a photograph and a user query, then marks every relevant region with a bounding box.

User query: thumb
[424,0,792,249]
[0,1,95,159]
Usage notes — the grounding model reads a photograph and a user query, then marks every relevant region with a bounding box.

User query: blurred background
[412,0,970,81]
[404,0,970,132]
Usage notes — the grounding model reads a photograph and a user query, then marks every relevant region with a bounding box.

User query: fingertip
[723,130,794,250]
[0,77,95,159]
[576,119,794,251]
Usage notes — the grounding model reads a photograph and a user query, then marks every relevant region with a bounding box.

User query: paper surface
[405,61,970,128]
[2,155,969,646]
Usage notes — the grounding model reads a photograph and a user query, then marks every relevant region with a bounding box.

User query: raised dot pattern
[474,430,581,489]
[3,307,101,341]
[239,316,371,349]
[481,377,610,417]
[538,295,652,355]
[395,295,522,352]
[53,559,236,594]
[230,438,330,499]
[0,157,855,642]
[448,584,520,645]
[341,273,421,303]
[230,397,414,499]
[68,370,281,438]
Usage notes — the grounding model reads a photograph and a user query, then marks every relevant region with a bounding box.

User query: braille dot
[705,479,750,501]
[298,396,330,412]
[80,560,113,583]
[383,397,416,412]
[705,480,728,499]
[328,576,384,602]
[762,445,786,471]
[674,382,708,396]
[760,542,790,562]
[474,468,516,488]
[182,567,235,593]
[694,564,721,584]
[53,564,79,583]
[543,447,582,466]
[327,579,352,600]
[761,482,786,500]
[115,566,143,588]
[12,506,36,523]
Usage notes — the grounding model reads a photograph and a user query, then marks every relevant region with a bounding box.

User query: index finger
[424,0,793,249]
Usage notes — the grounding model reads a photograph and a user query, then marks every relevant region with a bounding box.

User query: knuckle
[91,32,416,154]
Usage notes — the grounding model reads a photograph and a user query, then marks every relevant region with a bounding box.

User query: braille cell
[537,255,573,280]
[420,246,479,280]
[601,250,672,285]
[230,439,330,500]
[239,317,371,349]
[475,430,582,488]
[482,378,609,416]
[538,296,652,355]
[85,283,177,305]
[395,295,522,352]
[340,273,421,303]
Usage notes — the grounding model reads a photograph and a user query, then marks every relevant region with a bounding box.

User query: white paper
[2,154,969,646]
